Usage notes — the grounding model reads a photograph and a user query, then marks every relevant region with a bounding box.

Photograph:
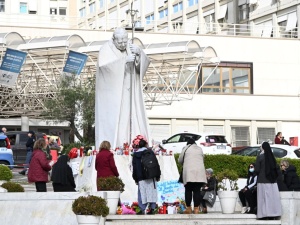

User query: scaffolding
[0,32,219,117]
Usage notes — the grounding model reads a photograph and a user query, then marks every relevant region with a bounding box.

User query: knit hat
[28,130,35,135]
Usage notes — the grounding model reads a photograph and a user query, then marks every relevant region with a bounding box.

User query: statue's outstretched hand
[126,54,136,63]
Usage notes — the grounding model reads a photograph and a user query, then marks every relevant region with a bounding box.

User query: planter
[95,191,121,215]
[76,215,100,225]
[217,190,238,214]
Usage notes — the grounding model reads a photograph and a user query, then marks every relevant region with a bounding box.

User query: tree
[43,74,95,144]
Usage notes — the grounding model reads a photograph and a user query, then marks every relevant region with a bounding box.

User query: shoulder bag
[203,179,217,207]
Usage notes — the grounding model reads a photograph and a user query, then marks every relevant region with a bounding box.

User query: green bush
[72,195,109,217]
[97,176,125,192]
[1,182,24,192]
[0,165,13,181]
[174,153,300,178]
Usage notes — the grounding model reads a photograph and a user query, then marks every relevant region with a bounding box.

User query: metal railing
[0,14,298,39]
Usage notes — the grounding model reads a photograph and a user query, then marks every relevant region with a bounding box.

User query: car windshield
[0,139,7,147]
[205,135,227,143]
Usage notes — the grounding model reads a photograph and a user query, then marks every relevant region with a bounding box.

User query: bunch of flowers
[132,135,148,149]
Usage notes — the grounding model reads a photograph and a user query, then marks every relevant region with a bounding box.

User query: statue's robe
[95,40,150,149]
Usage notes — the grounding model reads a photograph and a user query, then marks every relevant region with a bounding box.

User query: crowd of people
[177,137,300,220]
[3,126,300,219]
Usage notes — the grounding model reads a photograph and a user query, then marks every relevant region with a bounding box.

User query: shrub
[97,176,125,192]
[1,182,24,192]
[72,195,109,217]
[0,165,13,181]
[174,154,300,178]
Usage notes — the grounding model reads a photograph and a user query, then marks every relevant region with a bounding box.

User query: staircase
[106,213,281,225]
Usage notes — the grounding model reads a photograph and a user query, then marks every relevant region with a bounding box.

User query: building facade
[0,0,299,147]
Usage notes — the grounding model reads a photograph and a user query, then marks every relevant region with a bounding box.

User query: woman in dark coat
[255,142,282,219]
[280,159,300,191]
[51,155,76,192]
[200,168,217,213]
[239,163,257,214]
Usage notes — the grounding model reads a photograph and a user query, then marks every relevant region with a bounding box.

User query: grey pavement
[11,168,54,192]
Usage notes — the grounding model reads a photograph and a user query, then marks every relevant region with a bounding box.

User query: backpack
[141,149,161,180]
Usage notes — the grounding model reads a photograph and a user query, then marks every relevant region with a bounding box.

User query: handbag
[203,180,217,207]
[178,145,191,183]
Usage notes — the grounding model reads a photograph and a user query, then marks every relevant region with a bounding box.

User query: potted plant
[0,164,13,185]
[216,169,239,214]
[1,182,24,192]
[72,195,109,225]
[96,176,125,215]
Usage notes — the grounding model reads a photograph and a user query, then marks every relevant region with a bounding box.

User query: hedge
[174,153,300,178]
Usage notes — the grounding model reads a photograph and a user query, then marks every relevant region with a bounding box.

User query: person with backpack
[132,137,161,215]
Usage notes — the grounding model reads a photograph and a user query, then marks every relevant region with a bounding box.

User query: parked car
[0,134,14,168]
[231,144,300,159]
[161,132,232,154]
[5,131,45,166]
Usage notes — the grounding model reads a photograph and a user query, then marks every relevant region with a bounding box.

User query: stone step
[105,214,281,225]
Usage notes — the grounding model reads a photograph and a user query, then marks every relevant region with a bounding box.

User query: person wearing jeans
[19,131,36,175]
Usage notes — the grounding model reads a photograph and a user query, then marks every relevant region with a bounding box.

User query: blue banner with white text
[63,50,88,76]
[0,48,27,86]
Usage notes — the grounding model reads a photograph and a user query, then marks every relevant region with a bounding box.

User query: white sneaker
[241,207,248,214]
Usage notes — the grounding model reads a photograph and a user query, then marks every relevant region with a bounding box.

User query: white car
[232,144,300,159]
[161,132,232,154]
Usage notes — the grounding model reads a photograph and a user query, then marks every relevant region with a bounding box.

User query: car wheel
[0,160,9,166]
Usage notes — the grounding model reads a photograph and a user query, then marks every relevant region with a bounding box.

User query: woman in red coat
[95,141,119,190]
[28,138,52,192]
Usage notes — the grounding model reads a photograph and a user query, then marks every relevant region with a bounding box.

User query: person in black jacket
[132,138,160,215]
[200,168,217,214]
[280,159,300,191]
[239,163,257,214]
[19,131,36,175]
[51,155,76,192]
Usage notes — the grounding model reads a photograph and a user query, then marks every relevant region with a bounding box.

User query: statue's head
[112,28,128,52]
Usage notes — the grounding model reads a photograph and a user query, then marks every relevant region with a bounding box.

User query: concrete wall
[0,191,298,225]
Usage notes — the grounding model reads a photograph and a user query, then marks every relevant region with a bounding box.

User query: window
[188,0,198,7]
[19,134,28,145]
[99,0,104,8]
[239,4,249,21]
[173,2,183,13]
[50,8,57,15]
[159,8,168,19]
[146,14,154,24]
[272,148,287,158]
[200,62,252,94]
[257,128,275,144]
[79,7,86,17]
[0,0,5,12]
[89,2,95,13]
[110,0,114,2]
[59,8,66,15]
[231,126,250,147]
[20,2,27,13]
[166,134,181,143]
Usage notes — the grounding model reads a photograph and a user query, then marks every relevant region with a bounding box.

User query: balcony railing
[0,14,298,39]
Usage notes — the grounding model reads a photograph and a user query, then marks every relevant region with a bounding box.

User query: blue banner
[0,48,27,86]
[63,50,88,76]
